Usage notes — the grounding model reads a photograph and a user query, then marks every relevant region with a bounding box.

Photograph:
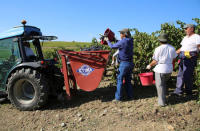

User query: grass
[0,49,10,59]
[41,41,91,47]
[41,41,92,52]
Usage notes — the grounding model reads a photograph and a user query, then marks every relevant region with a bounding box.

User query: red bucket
[139,72,154,86]
[100,28,115,45]
[104,28,115,41]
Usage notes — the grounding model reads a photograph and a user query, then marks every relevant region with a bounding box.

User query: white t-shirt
[25,47,35,57]
[180,34,200,52]
[153,44,178,73]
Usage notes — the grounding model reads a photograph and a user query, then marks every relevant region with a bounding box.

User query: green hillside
[41,41,93,59]
[42,41,91,50]
[0,49,11,59]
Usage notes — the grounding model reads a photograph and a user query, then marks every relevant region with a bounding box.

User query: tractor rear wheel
[7,68,48,111]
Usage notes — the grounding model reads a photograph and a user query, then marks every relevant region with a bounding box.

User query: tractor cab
[18,35,57,62]
[0,20,63,110]
[0,20,57,92]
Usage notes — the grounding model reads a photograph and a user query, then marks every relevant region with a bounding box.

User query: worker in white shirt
[172,24,200,96]
[146,33,177,106]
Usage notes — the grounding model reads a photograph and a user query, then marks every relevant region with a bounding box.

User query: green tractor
[0,20,63,110]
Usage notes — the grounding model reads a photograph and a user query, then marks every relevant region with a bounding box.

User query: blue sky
[0,0,200,42]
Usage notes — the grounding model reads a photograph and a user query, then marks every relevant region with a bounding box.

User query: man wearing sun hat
[105,28,134,101]
[146,33,177,106]
[172,24,200,96]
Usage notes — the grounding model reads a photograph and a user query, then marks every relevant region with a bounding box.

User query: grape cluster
[80,45,103,51]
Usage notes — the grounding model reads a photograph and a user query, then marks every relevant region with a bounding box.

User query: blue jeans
[115,61,134,100]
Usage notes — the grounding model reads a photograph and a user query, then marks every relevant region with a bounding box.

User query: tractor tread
[7,68,49,111]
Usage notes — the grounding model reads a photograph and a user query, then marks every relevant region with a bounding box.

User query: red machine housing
[58,50,110,99]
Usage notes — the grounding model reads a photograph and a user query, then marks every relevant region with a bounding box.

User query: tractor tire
[7,68,49,111]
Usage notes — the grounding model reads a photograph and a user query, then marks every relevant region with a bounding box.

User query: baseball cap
[119,28,130,34]
[183,24,195,29]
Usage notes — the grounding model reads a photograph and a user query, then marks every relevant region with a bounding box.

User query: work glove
[104,37,109,41]
[146,65,151,70]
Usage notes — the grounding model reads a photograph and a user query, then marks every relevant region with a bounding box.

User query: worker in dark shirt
[106,28,134,101]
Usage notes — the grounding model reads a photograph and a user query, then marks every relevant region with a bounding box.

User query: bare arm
[149,60,157,67]
[146,60,157,69]
[198,44,200,50]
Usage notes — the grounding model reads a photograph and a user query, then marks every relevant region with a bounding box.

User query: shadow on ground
[0,75,198,110]
[44,75,198,110]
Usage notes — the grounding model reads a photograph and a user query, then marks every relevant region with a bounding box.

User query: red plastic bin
[139,72,154,86]
[101,28,115,45]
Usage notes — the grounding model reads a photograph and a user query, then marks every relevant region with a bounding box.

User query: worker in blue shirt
[105,28,134,101]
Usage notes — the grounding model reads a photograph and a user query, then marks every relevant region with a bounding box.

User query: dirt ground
[0,71,200,131]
